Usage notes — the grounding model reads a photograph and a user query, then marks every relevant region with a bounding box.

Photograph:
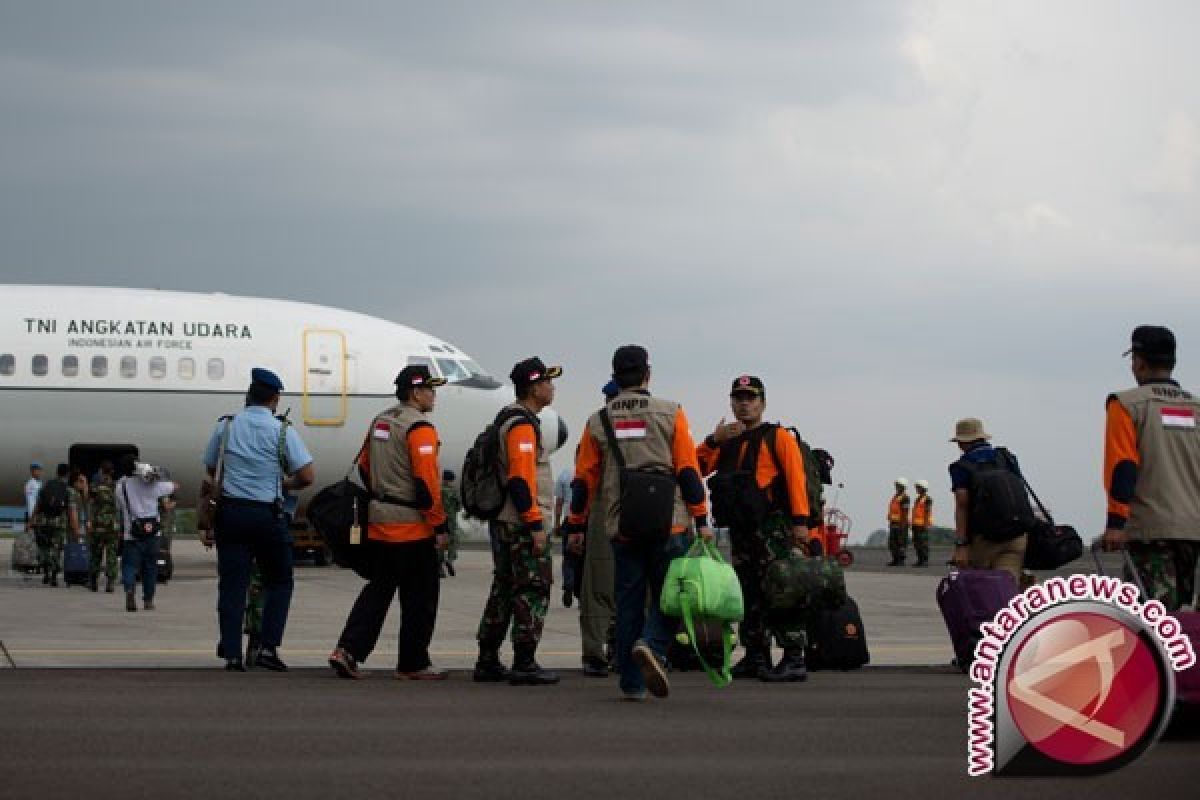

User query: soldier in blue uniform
[203,368,315,672]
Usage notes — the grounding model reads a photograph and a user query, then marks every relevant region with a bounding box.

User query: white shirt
[116,477,176,541]
[24,478,41,517]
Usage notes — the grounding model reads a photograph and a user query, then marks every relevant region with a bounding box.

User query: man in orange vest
[910,479,933,567]
[327,364,450,681]
[886,478,911,566]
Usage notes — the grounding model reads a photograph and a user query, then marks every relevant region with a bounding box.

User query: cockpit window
[435,359,471,383]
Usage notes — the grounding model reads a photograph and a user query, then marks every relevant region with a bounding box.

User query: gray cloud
[2,1,1199,536]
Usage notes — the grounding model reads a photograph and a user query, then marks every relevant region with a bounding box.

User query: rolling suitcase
[936,569,1017,673]
[63,539,90,586]
[11,529,40,573]
[807,595,870,670]
[1092,545,1200,706]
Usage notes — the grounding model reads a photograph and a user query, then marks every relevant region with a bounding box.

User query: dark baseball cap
[395,364,447,389]
[1124,325,1176,359]
[509,357,562,388]
[612,345,650,375]
[250,367,284,393]
[730,375,765,397]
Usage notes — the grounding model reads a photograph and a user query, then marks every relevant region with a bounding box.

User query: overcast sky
[3,1,1199,541]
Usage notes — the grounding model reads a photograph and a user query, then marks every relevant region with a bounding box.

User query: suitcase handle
[1089,541,1147,598]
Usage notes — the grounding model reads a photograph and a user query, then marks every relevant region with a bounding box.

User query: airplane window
[32,355,48,376]
[149,356,167,379]
[92,356,108,378]
[120,356,137,378]
[430,345,445,353]
[62,355,79,377]
[179,357,195,380]
[436,358,470,382]
[462,360,489,377]
[0,354,13,376]
[207,358,224,381]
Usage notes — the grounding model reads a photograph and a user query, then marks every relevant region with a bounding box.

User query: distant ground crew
[910,479,933,567]
[886,478,911,566]
[441,469,461,578]
[1102,325,1200,611]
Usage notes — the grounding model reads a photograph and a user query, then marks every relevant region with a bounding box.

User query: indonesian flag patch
[614,419,647,440]
[1161,407,1196,429]
[372,421,391,440]
[418,444,435,455]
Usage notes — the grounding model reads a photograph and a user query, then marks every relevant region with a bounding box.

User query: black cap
[730,374,765,397]
[1124,325,1176,360]
[395,365,447,390]
[250,367,284,393]
[509,357,562,389]
[612,345,649,376]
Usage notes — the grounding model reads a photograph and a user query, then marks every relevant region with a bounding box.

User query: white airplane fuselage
[0,286,563,509]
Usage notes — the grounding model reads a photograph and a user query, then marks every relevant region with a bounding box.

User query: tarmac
[2,540,1196,799]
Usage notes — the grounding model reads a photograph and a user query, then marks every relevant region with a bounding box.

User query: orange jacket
[357,425,446,543]
[568,406,707,531]
[1103,397,1138,527]
[911,494,933,528]
[505,421,544,528]
[888,493,910,526]
[696,426,810,526]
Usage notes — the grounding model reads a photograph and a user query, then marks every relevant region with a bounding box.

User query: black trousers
[337,537,440,672]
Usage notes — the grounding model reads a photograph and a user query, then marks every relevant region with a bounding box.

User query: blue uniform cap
[250,367,284,393]
[30,462,42,470]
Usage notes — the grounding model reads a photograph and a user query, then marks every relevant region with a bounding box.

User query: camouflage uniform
[731,511,809,651]
[36,486,69,580]
[1128,541,1198,612]
[89,482,121,585]
[441,480,461,570]
[476,522,553,647]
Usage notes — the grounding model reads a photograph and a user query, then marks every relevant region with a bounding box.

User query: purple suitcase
[936,569,1017,673]
[1091,545,1200,706]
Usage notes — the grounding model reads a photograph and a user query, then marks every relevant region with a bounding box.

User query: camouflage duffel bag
[763,553,847,611]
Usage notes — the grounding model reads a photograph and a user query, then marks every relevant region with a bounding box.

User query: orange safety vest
[912,494,932,528]
[888,493,909,526]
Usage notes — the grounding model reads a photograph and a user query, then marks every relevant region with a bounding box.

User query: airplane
[0,285,569,560]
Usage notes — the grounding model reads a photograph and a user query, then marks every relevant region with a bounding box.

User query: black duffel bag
[306,478,372,579]
[1024,522,1083,570]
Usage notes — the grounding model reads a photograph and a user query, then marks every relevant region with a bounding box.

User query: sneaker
[582,657,609,678]
[473,653,512,683]
[224,658,246,672]
[143,599,155,611]
[397,666,449,681]
[632,640,669,698]
[328,647,360,680]
[255,647,288,672]
[125,591,137,612]
[621,689,648,702]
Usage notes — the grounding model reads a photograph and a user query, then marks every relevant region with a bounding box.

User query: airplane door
[302,329,347,426]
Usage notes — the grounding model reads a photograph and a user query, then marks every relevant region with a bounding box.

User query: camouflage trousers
[477,521,552,649]
[244,567,264,642]
[911,527,929,563]
[440,528,460,566]
[89,530,120,581]
[731,513,808,651]
[888,525,909,562]
[1128,540,1199,612]
[37,526,66,574]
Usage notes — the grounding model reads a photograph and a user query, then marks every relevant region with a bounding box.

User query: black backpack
[39,479,69,518]
[460,407,540,520]
[958,447,1037,542]
[766,426,830,529]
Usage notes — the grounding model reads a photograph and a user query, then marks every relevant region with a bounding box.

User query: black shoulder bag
[599,410,676,543]
[121,481,162,541]
[1019,471,1083,570]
